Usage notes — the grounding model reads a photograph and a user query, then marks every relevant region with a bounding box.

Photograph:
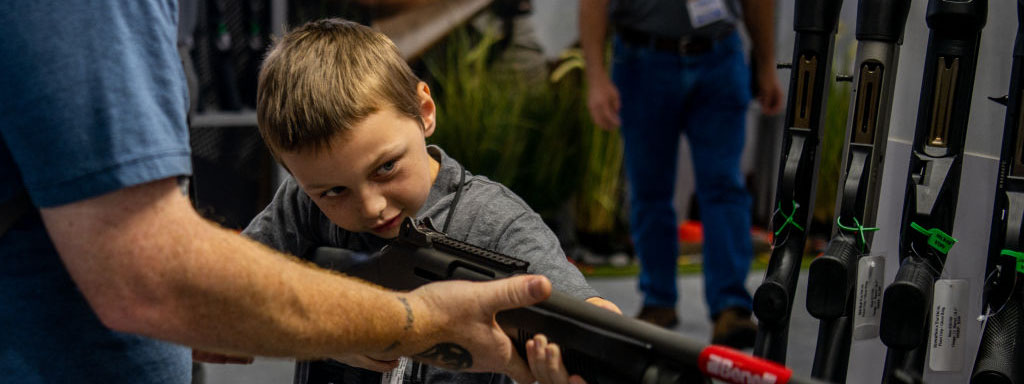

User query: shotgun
[804,0,911,381]
[754,0,843,364]
[971,1,1024,382]
[298,218,826,384]
[878,0,987,381]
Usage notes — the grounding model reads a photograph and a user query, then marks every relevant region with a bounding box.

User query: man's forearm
[41,178,425,359]
[741,0,777,72]
[580,0,611,82]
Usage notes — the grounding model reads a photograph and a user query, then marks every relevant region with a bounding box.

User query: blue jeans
[613,31,754,318]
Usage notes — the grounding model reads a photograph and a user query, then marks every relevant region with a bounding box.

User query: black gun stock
[878,0,987,381]
[971,1,1024,382]
[300,218,826,384]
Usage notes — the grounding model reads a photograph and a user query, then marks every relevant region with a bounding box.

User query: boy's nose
[359,189,387,219]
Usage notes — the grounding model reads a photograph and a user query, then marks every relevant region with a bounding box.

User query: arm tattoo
[382,296,414,352]
[397,296,413,331]
[414,343,473,371]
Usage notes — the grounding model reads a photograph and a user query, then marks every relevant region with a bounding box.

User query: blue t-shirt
[0,1,192,382]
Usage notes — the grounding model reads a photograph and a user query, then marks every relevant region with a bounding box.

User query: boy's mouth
[372,213,402,233]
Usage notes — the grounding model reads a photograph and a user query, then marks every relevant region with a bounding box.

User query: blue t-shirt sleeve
[0,1,191,207]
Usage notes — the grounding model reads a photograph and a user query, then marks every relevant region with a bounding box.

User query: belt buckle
[677,36,694,55]
[677,35,711,55]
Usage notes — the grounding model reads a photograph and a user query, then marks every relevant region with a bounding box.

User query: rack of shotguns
[755,0,1024,382]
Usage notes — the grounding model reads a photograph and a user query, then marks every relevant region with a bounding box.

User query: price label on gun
[929,279,968,372]
[853,255,885,340]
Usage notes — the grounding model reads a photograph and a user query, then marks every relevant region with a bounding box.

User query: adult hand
[586,74,622,130]
[329,355,401,373]
[192,350,254,364]
[755,66,784,116]
[401,275,552,384]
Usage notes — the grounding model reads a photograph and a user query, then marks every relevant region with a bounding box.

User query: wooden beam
[373,0,493,60]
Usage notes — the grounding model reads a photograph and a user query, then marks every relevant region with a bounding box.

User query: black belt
[617,26,726,56]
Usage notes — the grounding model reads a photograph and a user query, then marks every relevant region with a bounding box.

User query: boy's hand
[403,275,552,384]
[584,297,622,314]
[526,335,586,384]
[525,297,621,384]
[192,350,254,364]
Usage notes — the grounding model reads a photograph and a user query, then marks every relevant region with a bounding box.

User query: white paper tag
[929,279,968,372]
[853,255,885,340]
[380,357,409,384]
[686,0,729,29]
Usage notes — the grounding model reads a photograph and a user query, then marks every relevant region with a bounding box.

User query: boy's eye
[321,186,346,198]
[375,160,397,176]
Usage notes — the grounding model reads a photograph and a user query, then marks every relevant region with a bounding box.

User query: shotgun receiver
[301,218,825,384]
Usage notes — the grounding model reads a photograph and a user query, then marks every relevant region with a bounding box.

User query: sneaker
[711,307,758,349]
[636,305,679,328]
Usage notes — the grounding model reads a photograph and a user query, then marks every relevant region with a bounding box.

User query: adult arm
[580,0,621,130]
[740,0,784,115]
[40,177,548,383]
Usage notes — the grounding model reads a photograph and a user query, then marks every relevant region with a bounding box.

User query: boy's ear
[417,82,436,137]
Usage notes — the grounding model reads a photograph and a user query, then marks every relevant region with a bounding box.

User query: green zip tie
[775,201,804,236]
[1000,249,1024,274]
[910,222,957,254]
[836,216,879,252]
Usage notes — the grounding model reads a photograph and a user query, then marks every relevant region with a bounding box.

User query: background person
[580,0,783,348]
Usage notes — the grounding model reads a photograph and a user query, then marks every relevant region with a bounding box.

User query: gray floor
[201,271,818,383]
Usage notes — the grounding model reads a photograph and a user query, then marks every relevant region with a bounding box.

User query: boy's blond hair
[257,18,423,155]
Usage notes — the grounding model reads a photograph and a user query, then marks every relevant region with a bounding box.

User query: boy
[244,18,618,384]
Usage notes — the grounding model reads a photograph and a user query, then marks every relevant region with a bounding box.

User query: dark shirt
[610,0,742,38]
[0,1,193,382]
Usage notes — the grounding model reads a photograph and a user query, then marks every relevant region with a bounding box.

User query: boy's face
[280,83,439,239]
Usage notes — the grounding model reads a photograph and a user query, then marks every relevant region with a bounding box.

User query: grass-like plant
[552,48,625,234]
[422,27,625,233]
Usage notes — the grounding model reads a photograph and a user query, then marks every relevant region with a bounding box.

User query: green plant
[552,48,625,234]
[421,27,625,233]
[422,27,587,216]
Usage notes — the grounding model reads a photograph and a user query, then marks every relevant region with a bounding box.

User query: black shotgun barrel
[857,0,913,43]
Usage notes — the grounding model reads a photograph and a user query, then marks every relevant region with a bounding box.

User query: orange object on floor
[679,220,774,247]
[677,220,703,244]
